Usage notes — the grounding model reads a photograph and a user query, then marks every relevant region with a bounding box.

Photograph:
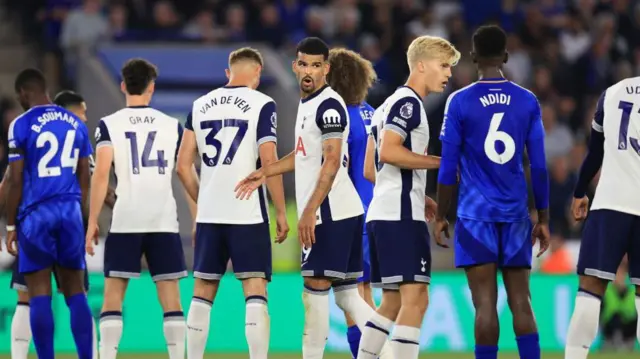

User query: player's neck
[300,82,328,99]
[477,68,505,81]
[125,96,150,107]
[30,95,51,108]
[226,75,252,88]
[404,77,427,98]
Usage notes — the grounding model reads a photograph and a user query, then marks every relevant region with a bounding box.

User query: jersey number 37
[484,113,515,164]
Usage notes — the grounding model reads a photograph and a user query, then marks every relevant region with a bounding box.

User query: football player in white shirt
[565,79,640,358]
[357,36,459,359]
[176,47,288,359]
[86,58,188,359]
[236,37,383,359]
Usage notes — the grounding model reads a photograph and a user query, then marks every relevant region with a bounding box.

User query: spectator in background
[332,7,360,50]
[503,34,531,86]
[108,2,130,41]
[253,3,284,48]
[548,156,574,232]
[151,0,182,41]
[60,0,108,51]
[542,103,574,160]
[224,3,246,43]
[600,256,637,351]
[183,8,222,43]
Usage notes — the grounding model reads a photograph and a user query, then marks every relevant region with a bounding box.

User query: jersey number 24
[484,113,515,164]
[36,130,79,178]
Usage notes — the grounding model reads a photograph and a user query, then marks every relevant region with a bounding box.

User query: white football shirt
[188,86,277,224]
[590,77,640,216]
[367,86,430,222]
[294,85,364,224]
[96,106,182,233]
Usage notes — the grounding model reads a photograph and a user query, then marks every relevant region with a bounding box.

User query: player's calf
[565,275,607,359]
[187,278,220,359]
[387,283,428,359]
[242,278,269,359]
[156,279,186,359]
[11,291,31,359]
[357,289,400,359]
[56,267,93,359]
[503,268,540,359]
[24,268,55,359]
[302,277,332,359]
[100,277,128,359]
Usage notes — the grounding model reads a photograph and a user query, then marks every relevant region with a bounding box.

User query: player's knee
[475,307,499,343]
[578,275,607,297]
[241,277,267,298]
[102,278,127,312]
[17,291,30,303]
[399,283,429,313]
[378,290,401,319]
[304,277,332,291]
[156,279,182,312]
[193,278,219,302]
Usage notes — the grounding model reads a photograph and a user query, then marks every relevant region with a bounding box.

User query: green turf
[7,353,638,359]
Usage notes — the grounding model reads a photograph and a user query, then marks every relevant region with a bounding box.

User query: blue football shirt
[439,79,545,222]
[8,104,92,216]
[347,102,374,216]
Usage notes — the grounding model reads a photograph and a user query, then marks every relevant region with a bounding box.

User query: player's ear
[503,51,509,64]
[147,81,155,95]
[225,68,231,80]
[470,51,477,64]
[291,60,297,73]
[120,81,126,94]
[324,62,330,76]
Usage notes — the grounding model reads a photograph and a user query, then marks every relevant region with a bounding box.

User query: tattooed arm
[302,138,342,215]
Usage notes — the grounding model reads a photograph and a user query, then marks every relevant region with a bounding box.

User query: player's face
[421,58,452,93]
[68,102,88,122]
[293,53,329,95]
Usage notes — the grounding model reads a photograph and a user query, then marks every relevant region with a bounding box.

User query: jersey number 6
[200,119,249,167]
[484,112,515,164]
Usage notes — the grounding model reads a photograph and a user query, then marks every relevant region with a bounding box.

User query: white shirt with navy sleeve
[95,106,182,233]
[188,86,277,224]
[367,86,430,222]
[591,77,640,216]
[294,85,364,224]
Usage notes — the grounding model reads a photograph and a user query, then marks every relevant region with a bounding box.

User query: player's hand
[425,196,437,223]
[433,217,450,248]
[571,196,590,221]
[85,222,99,256]
[235,169,266,200]
[275,212,289,244]
[298,208,317,248]
[531,222,550,257]
[6,230,17,256]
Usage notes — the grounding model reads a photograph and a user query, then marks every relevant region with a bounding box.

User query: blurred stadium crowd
[1,0,640,245]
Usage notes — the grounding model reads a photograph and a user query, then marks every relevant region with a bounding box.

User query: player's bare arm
[176,128,200,203]
[86,144,113,255]
[5,154,23,256]
[76,157,91,219]
[363,134,376,183]
[379,130,440,169]
[572,124,605,221]
[0,167,10,215]
[259,141,289,243]
[298,138,342,248]
[235,150,295,199]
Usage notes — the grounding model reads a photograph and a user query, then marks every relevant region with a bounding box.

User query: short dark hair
[121,58,158,95]
[472,25,507,58]
[14,68,47,93]
[53,90,85,108]
[296,37,329,60]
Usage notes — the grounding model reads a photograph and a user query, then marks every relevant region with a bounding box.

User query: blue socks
[67,293,94,359]
[475,344,498,359]
[516,332,540,359]
[30,295,54,359]
[347,325,361,358]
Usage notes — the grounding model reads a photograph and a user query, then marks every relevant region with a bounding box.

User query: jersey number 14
[125,131,167,174]
[484,112,516,164]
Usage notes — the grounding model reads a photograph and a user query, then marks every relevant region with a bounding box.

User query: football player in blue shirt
[3,69,94,359]
[326,47,380,359]
[434,25,550,359]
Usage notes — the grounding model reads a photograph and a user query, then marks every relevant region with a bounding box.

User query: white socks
[163,311,186,359]
[11,302,31,359]
[334,286,375,328]
[245,296,270,359]
[99,311,123,359]
[186,297,212,359]
[357,312,394,359]
[302,286,330,359]
[92,318,98,359]
[390,325,420,359]
[565,291,601,359]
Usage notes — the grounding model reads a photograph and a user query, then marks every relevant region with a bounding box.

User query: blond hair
[229,47,263,67]
[327,48,377,105]
[406,36,461,70]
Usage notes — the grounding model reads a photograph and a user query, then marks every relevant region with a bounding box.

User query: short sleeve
[592,91,606,133]
[439,93,462,145]
[175,122,184,161]
[78,123,93,158]
[185,111,194,131]
[7,117,25,162]
[383,96,421,140]
[95,119,112,147]
[315,97,348,141]
[527,96,545,142]
[257,101,277,145]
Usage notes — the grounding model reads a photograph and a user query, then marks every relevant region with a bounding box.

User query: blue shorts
[193,222,272,281]
[578,209,640,284]
[357,232,371,283]
[367,220,431,290]
[104,232,187,281]
[301,216,363,280]
[18,199,86,274]
[454,217,533,269]
[10,256,90,292]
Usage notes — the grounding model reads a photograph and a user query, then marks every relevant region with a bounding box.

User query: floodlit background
[0,0,638,356]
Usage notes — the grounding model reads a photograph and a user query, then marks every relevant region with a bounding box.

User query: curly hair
[327,48,377,105]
